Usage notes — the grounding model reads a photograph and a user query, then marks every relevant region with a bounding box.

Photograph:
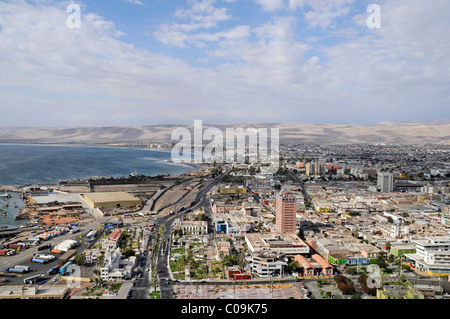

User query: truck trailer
[5,265,30,273]
[35,254,56,261]
[30,257,48,264]
[23,274,45,285]
[38,244,52,251]
[59,261,72,276]
[0,249,14,256]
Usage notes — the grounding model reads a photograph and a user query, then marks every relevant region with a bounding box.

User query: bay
[0,143,195,186]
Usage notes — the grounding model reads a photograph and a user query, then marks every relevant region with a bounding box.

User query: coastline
[0,142,206,189]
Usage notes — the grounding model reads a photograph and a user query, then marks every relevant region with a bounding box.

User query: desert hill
[0,122,448,145]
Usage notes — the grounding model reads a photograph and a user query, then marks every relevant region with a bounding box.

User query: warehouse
[82,192,142,209]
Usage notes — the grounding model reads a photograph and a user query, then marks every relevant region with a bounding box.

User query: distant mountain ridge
[0,122,448,145]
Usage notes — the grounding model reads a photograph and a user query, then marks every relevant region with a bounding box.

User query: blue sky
[0,0,449,127]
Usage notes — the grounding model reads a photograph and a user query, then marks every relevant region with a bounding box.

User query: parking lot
[0,229,97,286]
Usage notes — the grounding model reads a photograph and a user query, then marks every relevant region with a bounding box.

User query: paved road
[287,170,309,202]
[151,169,229,299]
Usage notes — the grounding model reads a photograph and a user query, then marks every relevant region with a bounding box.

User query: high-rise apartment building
[377,172,393,193]
[275,192,297,234]
[305,162,325,176]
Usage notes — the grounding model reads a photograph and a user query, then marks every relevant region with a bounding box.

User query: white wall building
[391,224,410,238]
[247,255,287,278]
[100,248,136,281]
[404,236,450,275]
[245,233,309,255]
[377,172,393,193]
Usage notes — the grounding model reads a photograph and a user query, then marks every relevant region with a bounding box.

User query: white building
[101,230,123,250]
[404,236,450,275]
[100,248,136,281]
[245,233,309,255]
[247,255,287,278]
[383,211,405,224]
[391,224,410,238]
[377,172,393,193]
[174,220,208,235]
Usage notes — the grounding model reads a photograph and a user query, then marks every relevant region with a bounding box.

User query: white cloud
[302,56,320,72]
[254,0,285,12]
[124,0,145,6]
[174,0,231,28]
[154,0,233,47]
[0,0,449,126]
[301,0,355,29]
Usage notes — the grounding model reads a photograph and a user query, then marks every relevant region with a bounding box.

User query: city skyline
[0,0,449,127]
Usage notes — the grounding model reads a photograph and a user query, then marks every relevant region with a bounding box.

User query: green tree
[221,254,238,267]
[289,261,301,273]
[122,247,135,257]
[73,253,85,266]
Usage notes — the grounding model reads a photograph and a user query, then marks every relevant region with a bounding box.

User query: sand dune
[0,122,448,145]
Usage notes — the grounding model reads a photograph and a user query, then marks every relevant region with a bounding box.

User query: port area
[0,167,208,225]
[0,167,213,290]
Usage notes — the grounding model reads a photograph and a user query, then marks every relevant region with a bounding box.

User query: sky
[0,0,449,127]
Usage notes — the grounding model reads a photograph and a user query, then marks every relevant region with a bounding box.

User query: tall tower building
[275,192,297,234]
[377,172,394,193]
[305,162,325,176]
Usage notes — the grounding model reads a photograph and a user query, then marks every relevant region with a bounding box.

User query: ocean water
[0,143,195,186]
[0,192,26,226]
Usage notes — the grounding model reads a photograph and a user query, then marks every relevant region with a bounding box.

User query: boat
[15,210,28,220]
[0,193,12,198]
